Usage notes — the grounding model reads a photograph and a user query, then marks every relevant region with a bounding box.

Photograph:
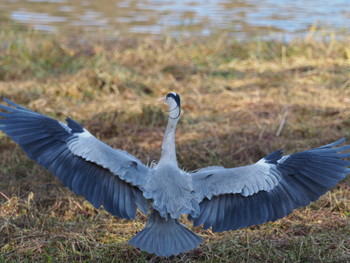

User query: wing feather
[190,139,350,231]
[0,99,150,219]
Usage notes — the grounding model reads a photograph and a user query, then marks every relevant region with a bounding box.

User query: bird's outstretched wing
[0,99,150,219]
[190,139,350,232]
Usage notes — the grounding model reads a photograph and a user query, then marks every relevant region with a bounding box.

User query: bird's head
[158,92,181,119]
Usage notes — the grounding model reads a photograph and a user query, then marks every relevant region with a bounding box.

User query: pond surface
[1,0,350,39]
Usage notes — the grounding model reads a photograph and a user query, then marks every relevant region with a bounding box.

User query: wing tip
[317,138,347,149]
[2,98,17,107]
[1,98,29,111]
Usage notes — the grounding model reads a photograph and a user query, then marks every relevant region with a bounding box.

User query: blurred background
[0,1,350,262]
[1,0,350,39]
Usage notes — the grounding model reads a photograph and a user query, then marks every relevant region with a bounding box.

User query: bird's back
[143,164,200,219]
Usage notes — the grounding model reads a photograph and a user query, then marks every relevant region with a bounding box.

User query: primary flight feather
[0,93,349,257]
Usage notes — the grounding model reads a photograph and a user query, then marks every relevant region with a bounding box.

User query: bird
[0,92,349,257]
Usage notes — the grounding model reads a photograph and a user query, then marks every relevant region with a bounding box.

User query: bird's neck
[159,118,178,166]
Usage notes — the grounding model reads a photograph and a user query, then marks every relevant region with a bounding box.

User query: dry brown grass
[0,28,349,262]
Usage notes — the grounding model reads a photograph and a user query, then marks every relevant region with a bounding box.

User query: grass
[0,25,350,262]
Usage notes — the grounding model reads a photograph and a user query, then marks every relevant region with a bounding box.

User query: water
[1,0,350,39]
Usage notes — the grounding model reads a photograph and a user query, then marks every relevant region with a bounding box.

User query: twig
[0,191,10,201]
[276,108,288,137]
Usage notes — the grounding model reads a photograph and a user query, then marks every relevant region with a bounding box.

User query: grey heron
[0,92,349,257]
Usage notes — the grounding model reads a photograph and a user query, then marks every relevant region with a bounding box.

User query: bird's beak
[157,97,167,104]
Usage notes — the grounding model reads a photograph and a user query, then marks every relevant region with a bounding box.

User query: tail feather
[129,210,202,257]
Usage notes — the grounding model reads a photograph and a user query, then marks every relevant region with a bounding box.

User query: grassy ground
[0,26,350,262]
